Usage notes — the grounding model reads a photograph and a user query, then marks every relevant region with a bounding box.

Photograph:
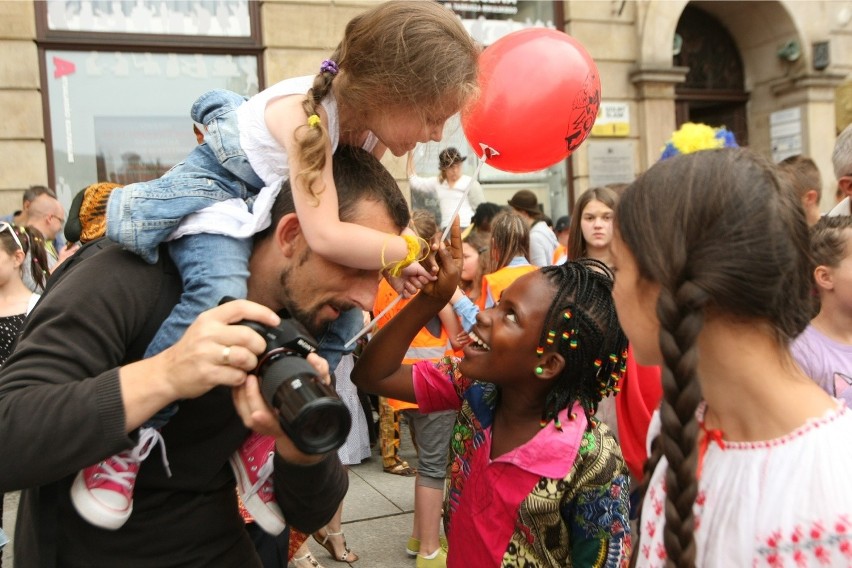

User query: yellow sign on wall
[592,102,630,137]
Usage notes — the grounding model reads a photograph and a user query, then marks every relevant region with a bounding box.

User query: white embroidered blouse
[635,402,852,567]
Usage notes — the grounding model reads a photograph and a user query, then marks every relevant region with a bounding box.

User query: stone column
[0,1,46,213]
[629,66,688,171]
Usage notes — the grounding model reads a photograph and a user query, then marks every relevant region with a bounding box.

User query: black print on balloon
[565,73,601,152]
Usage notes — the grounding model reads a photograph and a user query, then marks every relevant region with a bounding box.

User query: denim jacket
[105,90,264,263]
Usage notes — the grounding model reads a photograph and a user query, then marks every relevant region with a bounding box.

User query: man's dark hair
[257,145,410,242]
[470,202,504,230]
[23,185,56,204]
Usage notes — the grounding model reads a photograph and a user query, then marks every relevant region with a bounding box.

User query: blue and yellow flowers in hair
[659,122,738,160]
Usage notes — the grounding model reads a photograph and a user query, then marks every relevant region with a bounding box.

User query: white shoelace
[245,451,275,498]
[96,427,171,489]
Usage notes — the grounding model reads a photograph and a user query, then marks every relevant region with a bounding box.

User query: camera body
[240,316,352,455]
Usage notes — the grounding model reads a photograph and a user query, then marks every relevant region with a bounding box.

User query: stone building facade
[0,0,850,218]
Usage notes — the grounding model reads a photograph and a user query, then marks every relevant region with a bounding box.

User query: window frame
[34,1,264,189]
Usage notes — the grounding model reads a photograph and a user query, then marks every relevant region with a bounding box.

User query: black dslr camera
[239,314,352,455]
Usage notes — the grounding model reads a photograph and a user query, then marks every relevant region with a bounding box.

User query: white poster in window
[46,0,251,37]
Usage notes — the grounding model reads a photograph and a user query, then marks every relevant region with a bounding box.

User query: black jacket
[0,241,347,567]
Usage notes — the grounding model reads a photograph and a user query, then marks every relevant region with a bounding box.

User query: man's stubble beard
[278,250,330,338]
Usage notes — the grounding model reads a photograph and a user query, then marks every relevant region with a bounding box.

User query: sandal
[383,458,416,477]
[292,552,325,568]
[313,530,359,563]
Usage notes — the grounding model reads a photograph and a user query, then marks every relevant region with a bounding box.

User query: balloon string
[344,151,490,350]
[343,295,401,349]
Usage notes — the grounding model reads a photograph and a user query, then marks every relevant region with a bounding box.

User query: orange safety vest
[373,279,453,410]
[480,264,538,308]
[552,244,568,265]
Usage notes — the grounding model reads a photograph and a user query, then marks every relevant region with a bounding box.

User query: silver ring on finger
[222,346,232,365]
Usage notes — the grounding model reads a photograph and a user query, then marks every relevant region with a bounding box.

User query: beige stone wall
[562,0,643,194]
[562,0,852,212]
[3,0,851,214]
[0,1,44,215]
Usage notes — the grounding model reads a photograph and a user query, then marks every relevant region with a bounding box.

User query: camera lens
[289,398,352,454]
[259,355,352,455]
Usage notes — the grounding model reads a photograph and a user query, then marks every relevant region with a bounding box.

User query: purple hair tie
[320,59,339,75]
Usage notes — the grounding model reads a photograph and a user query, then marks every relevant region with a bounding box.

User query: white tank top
[236,75,378,190]
[170,75,378,241]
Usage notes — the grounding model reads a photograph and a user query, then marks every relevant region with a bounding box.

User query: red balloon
[462,28,601,173]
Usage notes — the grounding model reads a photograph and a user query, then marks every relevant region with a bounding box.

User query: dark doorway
[674,5,749,145]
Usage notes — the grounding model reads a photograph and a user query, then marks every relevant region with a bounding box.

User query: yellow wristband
[382,234,429,278]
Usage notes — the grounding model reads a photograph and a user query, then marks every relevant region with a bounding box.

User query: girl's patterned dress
[413,357,631,567]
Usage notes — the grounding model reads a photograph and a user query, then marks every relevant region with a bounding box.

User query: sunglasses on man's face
[0,222,23,252]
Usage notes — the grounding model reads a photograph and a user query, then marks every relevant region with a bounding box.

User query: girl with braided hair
[352,223,631,567]
[612,147,852,567]
[81,0,479,536]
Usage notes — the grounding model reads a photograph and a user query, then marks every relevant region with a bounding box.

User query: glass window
[45,0,251,37]
[442,0,557,46]
[44,50,258,206]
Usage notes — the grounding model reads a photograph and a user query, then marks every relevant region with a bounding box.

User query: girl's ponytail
[19,226,51,292]
[297,55,340,202]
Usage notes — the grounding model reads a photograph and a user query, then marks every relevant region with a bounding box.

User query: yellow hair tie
[308,114,321,128]
[382,234,430,278]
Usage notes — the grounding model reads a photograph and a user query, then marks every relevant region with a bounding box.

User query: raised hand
[420,218,462,304]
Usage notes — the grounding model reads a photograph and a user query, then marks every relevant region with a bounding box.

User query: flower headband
[659,122,738,161]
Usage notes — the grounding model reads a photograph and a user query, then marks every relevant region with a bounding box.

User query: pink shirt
[413,359,587,567]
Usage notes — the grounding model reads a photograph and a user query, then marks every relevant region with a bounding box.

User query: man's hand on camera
[305,352,331,386]
[155,299,279,401]
[120,299,281,432]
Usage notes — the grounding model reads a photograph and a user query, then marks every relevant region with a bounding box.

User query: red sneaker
[71,427,169,530]
[230,432,285,535]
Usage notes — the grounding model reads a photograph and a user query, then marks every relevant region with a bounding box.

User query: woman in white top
[407,147,485,229]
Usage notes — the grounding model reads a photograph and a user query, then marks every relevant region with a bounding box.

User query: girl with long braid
[352,224,631,567]
[612,147,852,567]
[77,0,479,535]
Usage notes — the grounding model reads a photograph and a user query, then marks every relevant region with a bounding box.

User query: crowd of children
[1,0,851,564]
